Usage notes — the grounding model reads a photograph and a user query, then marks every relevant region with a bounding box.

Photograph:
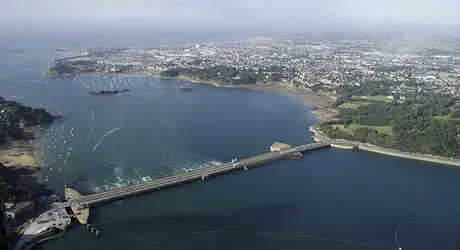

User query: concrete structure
[56,142,330,223]
[271,142,303,159]
[330,143,358,150]
[0,197,9,250]
[14,207,71,250]
[270,142,291,151]
[3,203,14,210]
[5,202,34,221]
[64,187,89,224]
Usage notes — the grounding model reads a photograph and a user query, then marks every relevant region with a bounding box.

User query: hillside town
[53,35,460,97]
[4,34,459,250]
[48,35,460,161]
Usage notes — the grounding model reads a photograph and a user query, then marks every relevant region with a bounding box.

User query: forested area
[48,60,133,76]
[0,164,49,202]
[320,95,460,158]
[48,60,97,76]
[0,98,55,202]
[160,66,260,85]
[332,81,392,107]
[0,97,56,144]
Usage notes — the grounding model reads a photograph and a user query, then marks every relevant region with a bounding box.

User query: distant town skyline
[1,0,460,31]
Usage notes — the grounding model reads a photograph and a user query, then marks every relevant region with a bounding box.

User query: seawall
[310,126,460,168]
[358,145,460,167]
[330,143,357,150]
[22,229,66,250]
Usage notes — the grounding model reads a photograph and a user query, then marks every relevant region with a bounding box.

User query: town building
[5,201,34,222]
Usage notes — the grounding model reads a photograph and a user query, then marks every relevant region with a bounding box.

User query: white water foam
[89,163,154,192]
[89,158,222,193]
[141,176,152,182]
[169,160,221,175]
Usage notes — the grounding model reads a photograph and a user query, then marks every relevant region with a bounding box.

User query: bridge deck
[58,142,330,209]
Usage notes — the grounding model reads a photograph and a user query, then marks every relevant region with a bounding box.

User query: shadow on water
[100,201,298,234]
[0,166,54,198]
[88,206,102,224]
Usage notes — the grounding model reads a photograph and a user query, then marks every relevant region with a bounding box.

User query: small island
[11,49,24,53]
[179,85,196,92]
[89,89,131,96]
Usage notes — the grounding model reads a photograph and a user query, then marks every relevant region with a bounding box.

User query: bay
[1,33,460,250]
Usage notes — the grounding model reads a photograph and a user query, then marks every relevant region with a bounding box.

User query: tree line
[0,164,50,203]
[0,97,56,144]
[320,96,460,158]
[160,66,259,85]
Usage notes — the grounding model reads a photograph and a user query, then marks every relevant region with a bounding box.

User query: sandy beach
[239,84,337,122]
[0,141,39,168]
[0,126,41,169]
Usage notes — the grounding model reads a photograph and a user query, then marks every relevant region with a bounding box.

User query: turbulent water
[2,31,460,250]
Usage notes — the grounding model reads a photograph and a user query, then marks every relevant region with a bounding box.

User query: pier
[56,141,330,223]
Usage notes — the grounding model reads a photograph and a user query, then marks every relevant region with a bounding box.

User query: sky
[1,0,460,31]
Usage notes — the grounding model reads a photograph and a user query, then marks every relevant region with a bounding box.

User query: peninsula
[0,96,57,206]
[0,97,59,249]
[0,97,56,146]
[46,60,133,77]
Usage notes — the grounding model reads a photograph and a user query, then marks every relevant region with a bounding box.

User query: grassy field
[335,124,354,134]
[338,95,401,109]
[338,101,371,109]
[353,95,394,102]
[336,124,394,136]
[432,115,460,121]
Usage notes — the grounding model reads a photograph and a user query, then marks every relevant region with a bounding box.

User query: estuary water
[1,33,460,250]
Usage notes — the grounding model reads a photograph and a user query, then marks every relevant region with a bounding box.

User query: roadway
[57,142,330,208]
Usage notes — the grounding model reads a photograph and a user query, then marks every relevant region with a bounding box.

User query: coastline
[25,230,66,250]
[47,69,337,122]
[309,126,460,167]
[239,84,337,122]
[45,70,460,167]
[150,73,337,123]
